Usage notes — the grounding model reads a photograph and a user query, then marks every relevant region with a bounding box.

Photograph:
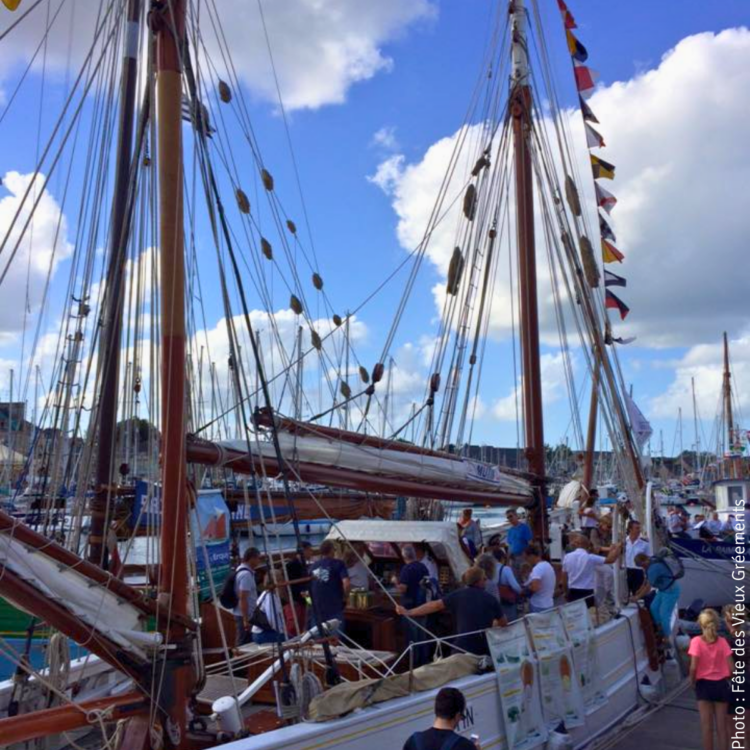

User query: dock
[607,683,700,750]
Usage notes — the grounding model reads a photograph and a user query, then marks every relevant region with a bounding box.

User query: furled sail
[188,411,534,506]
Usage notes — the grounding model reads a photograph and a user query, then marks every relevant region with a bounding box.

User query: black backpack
[219,564,250,609]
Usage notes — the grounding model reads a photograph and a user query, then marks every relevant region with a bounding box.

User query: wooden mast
[582,348,600,492]
[155,0,193,742]
[722,331,737,479]
[89,0,142,566]
[510,0,547,541]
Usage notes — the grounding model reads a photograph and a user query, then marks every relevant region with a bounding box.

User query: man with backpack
[402,688,479,750]
[634,550,682,643]
[223,547,261,646]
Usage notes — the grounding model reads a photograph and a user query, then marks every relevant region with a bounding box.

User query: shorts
[695,678,731,703]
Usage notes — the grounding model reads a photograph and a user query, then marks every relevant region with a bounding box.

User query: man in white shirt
[562,534,621,608]
[233,547,261,646]
[625,520,651,595]
[523,544,557,613]
[416,543,440,581]
[705,512,724,537]
[666,507,684,536]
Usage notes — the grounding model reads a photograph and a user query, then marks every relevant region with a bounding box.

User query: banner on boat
[190,490,232,600]
[486,622,547,750]
[526,610,586,729]
[559,600,605,707]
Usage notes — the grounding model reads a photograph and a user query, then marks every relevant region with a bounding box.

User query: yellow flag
[601,239,624,264]
[2,0,22,10]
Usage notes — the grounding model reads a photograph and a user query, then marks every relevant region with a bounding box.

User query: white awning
[325,519,470,579]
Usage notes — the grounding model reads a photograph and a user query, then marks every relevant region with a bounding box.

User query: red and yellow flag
[602,239,624,264]
[2,0,22,10]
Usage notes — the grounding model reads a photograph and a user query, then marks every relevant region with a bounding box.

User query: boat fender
[261,237,273,260]
[471,154,490,176]
[463,184,477,220]
[312,272,324,290]
[340,381,352,399]
[261,168,274,191]
[235,188,250,214]
[372,362,385,383]
[218,80,232,103]
[565,174,581,217]
[212,695,243,736]
[359,366,370,383]
[287,219,298,235]
[446,246,465,295]
[290,294,303,315]
[332,314,343,327]
[579,235,600,288]
[637,603,661,672]
[310,330,322,350]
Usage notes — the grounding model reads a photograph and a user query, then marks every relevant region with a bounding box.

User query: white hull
[215,607,657,750]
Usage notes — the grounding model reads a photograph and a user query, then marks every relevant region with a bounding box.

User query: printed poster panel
[190,490,231,601]
[560,599,605,707]
[487,623,548,750]
[526,610,586,729]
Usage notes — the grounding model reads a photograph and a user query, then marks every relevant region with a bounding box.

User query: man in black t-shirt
[309,540,350,632]
[396,566,506,656]
[392,545,430,666]
[403,688,479,750]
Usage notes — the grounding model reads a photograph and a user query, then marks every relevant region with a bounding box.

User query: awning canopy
[325,519,471,580]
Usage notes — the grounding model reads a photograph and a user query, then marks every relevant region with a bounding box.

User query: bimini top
[325,519,471,579]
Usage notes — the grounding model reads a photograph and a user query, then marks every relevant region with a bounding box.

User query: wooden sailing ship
[0,0,662,747]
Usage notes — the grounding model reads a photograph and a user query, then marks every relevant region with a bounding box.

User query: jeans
[650,584,680,637]
[406,616,430,668]
[235,616,251,646]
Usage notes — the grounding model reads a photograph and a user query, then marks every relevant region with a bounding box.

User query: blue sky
[0,0,748,461]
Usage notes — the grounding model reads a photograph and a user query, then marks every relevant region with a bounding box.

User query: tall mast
[722,331,736,478]
[582,347,600,492]
[678,406,684,480]
[510,0,546,540]
[88,0,142,566]
[691,376,700,479]
[155,0,192,740]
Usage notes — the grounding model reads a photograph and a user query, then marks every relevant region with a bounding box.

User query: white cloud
[199,1,436,111]
[0,1,435,112]
[371,126,399,152]
[649,331,750,422]
[0,171,74,334]
[491,352,571,422]
[572,28,750,346]
[370,28,750,349]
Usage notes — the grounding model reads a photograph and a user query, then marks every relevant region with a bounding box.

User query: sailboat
[654,332,749,609]
[0,0,671,747]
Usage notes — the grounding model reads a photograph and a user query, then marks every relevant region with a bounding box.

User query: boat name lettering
[458,706,475,730]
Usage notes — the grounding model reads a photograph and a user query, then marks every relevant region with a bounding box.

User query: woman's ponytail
[698,608,720,644]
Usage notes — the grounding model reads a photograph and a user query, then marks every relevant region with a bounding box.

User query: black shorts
[695,678,731,703]
[567,588,595,608]
[626,568,645,595]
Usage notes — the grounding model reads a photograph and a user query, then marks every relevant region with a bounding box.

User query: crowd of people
[666,505,740,542]
[228,501,685,666]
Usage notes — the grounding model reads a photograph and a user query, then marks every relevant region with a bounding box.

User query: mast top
[511,0,530,86]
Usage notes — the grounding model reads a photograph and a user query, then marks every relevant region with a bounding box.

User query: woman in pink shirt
[688,609,733,750]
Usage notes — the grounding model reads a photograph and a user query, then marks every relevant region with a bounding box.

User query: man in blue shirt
[393,545,430,666]
[505,510,532,577]
[634,552,681,641]
[310,540,350,633]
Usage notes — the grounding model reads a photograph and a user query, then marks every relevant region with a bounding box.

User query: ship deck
[609,682,700,750]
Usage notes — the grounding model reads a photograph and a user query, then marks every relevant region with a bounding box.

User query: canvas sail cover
[218,429,533,503]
